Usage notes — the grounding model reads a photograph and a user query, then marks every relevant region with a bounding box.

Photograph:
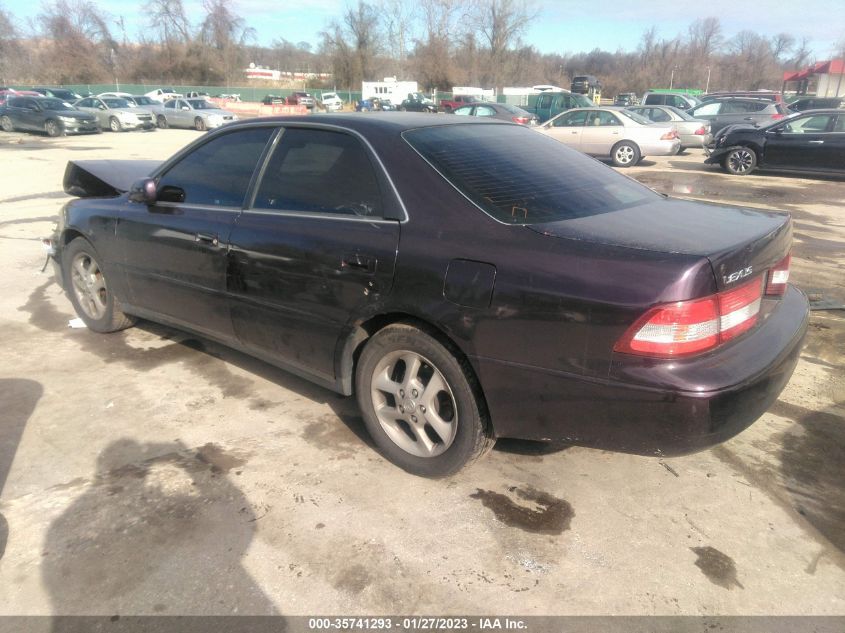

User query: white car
[320,91,343,112]
[538,107,680,167]
[97,92,134,99]
[156,98,238,130]
[145,88,184,103]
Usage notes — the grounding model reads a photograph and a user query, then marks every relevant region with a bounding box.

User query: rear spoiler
[63,159,162,197]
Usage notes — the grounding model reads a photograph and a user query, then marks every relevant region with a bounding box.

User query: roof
[238,112,511,134]
[783,58,845,82]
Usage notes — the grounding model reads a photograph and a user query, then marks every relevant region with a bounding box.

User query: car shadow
[41,438,280,616]
[0,378,42,562]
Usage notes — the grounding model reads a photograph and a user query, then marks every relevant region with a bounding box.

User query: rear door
[116,125,276,339]
[825,114,845,171]
[226,126,401,383]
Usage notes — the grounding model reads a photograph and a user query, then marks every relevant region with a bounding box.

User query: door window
[650,108,671,122]
[156,127,275,207]
[782,114,834,134]
[453,106,473,116]
[253,128,384,218]
[165,100,176,109]
[587,110,621,126]
[833,116,845,133]
[475,106,496,117]
[553,110,588,127]
[537,94,552,109]
[691,102,720,117]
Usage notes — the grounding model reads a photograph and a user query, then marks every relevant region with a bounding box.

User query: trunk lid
[529,197,792,291]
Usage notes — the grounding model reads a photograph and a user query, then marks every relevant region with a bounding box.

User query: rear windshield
[403,124,659,225]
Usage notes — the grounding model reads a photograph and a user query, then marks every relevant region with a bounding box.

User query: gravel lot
[0,125,843,617]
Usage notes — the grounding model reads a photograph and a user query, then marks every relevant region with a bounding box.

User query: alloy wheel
[70,252,108,320]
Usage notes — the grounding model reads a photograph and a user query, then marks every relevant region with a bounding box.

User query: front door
[543,109,588,149]
[116,125,276,340]
[764,113,835,171]
[227,126,401,383]
[580,110,624,155]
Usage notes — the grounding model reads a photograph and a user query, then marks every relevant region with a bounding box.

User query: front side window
[475,106,496,117]
[253,128,384,217]
[692,102,720,117]
[553,110,588,127]
[157,127,275,207]
[782,115,834,134]
[454,106,473,116]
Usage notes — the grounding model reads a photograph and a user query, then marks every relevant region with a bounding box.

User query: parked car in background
[641,92,701,111]
[74,96,156,132]
[538,107,680,166]
[705,109,845,176]
[287,92,315,109]
[701,91,783,103]
[400,92,437,112]
[145,88,183,102]
[627,105,712,149]
[0,89,40,106]
[453,102,539,125]
[185,91,210,99]
[525,90,593,123]
[49,114,807,476]
[33,87,83,101]
[440,94,481,113]
[0,95,100,136]
[156,98,238,130]
[787,97,843,112]
[689,98,791,136]
[127,95,163,110]
[614,93,638,106]
[262,95,286,105]
[320,91,343,111]
[97,92,134,99]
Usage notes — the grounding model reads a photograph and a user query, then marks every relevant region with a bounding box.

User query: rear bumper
[474,285,809,456]
[640,138,681,156]
[679,133,713,149]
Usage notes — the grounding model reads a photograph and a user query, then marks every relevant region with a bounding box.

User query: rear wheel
[723,147,757,175]
[156,115,168,129]
[45,119,62,137]
[1,115,14,132]
[62,238,135,333]
[194,117,205,131]
[611,141,640,167]
[356,323,494,477]
[109,116,121,132]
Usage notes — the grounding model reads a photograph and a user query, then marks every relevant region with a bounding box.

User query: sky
[3,0,844,62]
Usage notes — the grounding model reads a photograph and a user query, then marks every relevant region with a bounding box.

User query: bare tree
[475,0,535,91]
[199,0,255,82]
[687,17,722,59]
[0,3,17,84]
[771,32,795,61]
[147,0,192,50]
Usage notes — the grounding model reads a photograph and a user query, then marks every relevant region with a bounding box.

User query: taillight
[512,116,529,124]
[694,125,707,135]
[765,253,791,295]
[660,130,678,140]
[771,113,785,120]
[614,277,764,357]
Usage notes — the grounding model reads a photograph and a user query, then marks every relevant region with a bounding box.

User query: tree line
[0,0,840,95]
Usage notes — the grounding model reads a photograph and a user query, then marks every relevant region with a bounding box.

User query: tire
[109,116,121,132]
[723,146,757,175]
[62,238,135,333]
[611,141,640,167]
[194,117,205,131]
[156,115,168,129]
[444,106,452,113]
[45,119,62,137]
[1,115,14,132]
[355,323,494,477]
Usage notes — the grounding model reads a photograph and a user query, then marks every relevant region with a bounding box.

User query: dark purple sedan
[49,114,808,477]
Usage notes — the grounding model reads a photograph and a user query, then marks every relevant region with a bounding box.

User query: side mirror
[128,178,157,205]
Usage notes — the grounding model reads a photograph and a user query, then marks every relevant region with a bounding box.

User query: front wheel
[611,141,640,167]
[45,119,62,137]
[1,115,14,132]
[194,117,205,131]
[723,147,757,175]
[109,116,121,132]
[356,323,494,477]
[62,238,135,333]
[156,115,168,129]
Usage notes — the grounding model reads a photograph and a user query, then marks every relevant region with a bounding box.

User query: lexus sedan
[705,109,845,176]
[49,114,808,477]
[156,98,238,130]
[626,105,712,149]
[74,96,156,132]
[0,95,99,136]
[538,107,680,166]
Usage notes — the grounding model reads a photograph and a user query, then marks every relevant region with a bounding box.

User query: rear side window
[157,127,275,207]
[253,128,384,217]
[403,124,659,225]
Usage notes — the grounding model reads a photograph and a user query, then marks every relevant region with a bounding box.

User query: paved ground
[0,127,843,616]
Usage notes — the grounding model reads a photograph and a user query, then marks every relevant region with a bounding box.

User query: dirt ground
[0,126,843,617]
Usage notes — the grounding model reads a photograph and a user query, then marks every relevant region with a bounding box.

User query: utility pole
[705,66,711,94]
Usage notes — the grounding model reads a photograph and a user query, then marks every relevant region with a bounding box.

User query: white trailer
[362,77,419,105]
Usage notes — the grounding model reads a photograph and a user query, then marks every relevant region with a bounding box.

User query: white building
[362,77,419,104]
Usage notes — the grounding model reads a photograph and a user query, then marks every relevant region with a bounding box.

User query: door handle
[743,117,755,121]
[195,232,219,247]
[341,254,377,274]
[808,140,824,144]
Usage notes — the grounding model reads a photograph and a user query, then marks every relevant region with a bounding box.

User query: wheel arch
[335,311,493,434]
